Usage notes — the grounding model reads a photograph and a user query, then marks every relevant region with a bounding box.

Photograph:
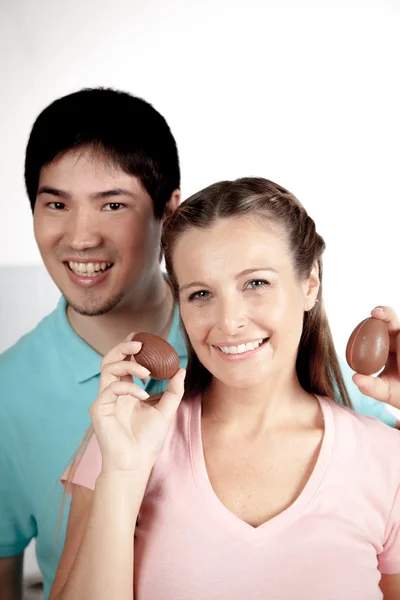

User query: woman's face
[173,216,319,389]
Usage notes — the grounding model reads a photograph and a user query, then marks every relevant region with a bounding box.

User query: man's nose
[64,209,102,251]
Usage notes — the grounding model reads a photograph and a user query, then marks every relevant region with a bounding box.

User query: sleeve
[0,410,36,557]
[378,483,400,575]
[337,357,397,428]
[61,432,102,494]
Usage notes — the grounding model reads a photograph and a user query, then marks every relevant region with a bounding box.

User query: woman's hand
[89,335,186,477]
[352,306,400,409]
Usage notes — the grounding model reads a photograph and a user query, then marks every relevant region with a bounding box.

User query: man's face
[34,148,167,316]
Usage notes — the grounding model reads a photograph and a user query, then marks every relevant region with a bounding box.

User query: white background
[1,0,399,585]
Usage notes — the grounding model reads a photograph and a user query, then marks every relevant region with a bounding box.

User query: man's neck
[66,275,174,356]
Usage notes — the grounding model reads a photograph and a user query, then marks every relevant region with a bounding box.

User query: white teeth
[219,339,265,355]
[68,261,112,276]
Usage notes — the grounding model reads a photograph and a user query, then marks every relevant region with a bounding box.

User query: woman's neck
[201,372,319,437]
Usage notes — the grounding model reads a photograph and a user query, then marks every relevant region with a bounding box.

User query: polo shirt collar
[52,296,102,384]
[52,296,187,385]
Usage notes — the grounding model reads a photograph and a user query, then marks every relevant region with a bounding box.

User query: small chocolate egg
[346,317,389,375]
[132,332,180,380]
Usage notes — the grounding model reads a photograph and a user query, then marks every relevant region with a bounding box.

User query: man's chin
[65,293,124,317]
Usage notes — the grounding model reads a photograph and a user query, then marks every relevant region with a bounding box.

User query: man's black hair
[25,87,180,218]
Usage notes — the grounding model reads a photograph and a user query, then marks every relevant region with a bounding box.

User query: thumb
[396,332,400,375]
[157,368,186,421]
[352,373,391,404]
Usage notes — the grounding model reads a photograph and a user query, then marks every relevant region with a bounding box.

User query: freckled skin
[173,216,320,391]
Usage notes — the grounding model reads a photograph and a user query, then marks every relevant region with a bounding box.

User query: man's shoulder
[0,307,58,377]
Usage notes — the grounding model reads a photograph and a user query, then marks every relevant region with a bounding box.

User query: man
[0,88,185,600]
[0,87,397,600]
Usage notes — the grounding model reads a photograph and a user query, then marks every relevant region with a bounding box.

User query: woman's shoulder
[321,395,400,458]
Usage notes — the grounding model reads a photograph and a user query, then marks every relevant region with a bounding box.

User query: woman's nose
[216,296,248,336]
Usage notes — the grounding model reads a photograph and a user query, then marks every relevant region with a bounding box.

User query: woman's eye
[188,290,210,302]
[104,202,125,211]
[247,279,270,290]
[48,202,67,210]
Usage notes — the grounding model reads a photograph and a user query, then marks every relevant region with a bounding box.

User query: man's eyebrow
[89,188,137,200]
[36,187,137,200]
[37,186,70,199]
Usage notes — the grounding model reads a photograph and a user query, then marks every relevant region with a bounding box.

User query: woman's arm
[50,475,147,600]
[50,338,185,600]
[380,573,400,599]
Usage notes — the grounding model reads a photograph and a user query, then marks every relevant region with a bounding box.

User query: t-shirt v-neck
[188,394,335,542]
[72,391,400,599]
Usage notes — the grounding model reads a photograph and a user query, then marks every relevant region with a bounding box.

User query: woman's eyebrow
[179,268,279,292]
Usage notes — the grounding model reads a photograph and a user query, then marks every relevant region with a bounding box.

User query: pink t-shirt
[66,396,400,599]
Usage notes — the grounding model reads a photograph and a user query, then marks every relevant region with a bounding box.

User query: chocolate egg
[346,317,389,375]
[132,332,180,380]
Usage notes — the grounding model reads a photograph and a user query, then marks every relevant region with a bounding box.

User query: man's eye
[104,203,125,211]
[48,202,66,210]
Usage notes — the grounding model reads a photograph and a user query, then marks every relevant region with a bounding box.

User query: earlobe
[304,296,318,312]
[164,189,181,217]
[304,262,320,312]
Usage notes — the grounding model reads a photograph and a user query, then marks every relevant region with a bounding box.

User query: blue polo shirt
[0,297,396,598]
[0,296,187,600]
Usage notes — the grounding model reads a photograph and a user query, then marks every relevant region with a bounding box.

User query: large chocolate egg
[132,332,180,380]
[346,317,389,375]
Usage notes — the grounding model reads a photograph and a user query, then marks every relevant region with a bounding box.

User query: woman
[50,178,400,599]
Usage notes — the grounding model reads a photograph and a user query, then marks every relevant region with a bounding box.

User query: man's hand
[352,306,400,409]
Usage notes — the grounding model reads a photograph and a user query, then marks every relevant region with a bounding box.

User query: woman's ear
[303,261,320,312]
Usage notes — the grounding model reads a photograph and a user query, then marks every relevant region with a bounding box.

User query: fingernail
[373,306,384,312]
[125,332,136,341]
[176,368,186,382]
[137,366,150,377]
[128,341,142,349]
[137,389,150,400]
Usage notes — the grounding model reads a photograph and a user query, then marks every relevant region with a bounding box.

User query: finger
[96,380,150,406]
[157,368,186,421]
[371,306,400,338]
[100,339,142,370]
[352,373,390,404]
[100,359,150,391]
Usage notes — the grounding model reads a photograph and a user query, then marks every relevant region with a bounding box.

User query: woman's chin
[210,369,271,390]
